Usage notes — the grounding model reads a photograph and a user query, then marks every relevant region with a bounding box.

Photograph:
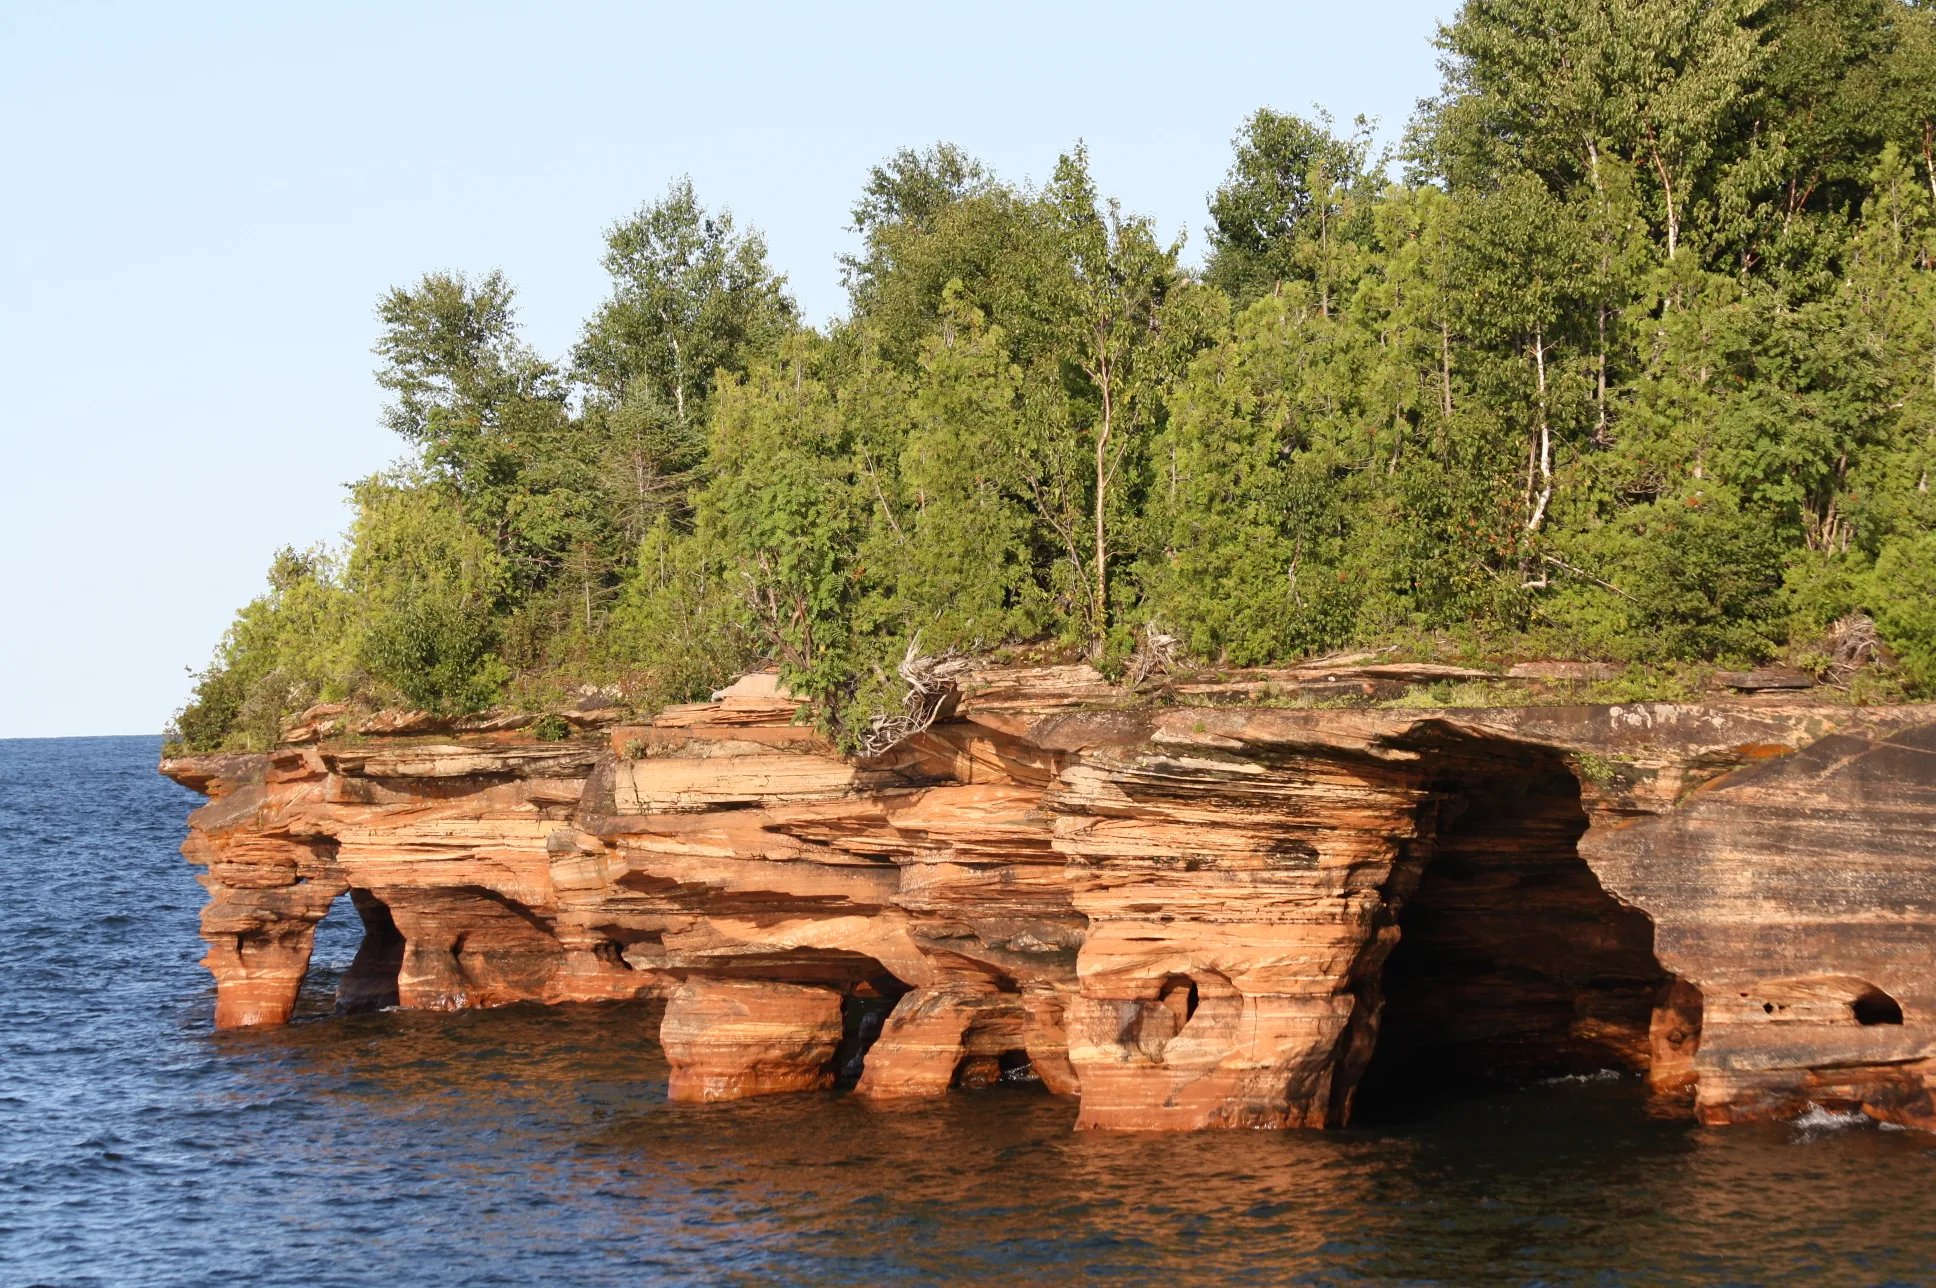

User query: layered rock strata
[163,667,1936,1132]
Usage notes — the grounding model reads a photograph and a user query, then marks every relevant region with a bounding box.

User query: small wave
[1790,1103,1871,1135]
[1537,1069,1623,1086]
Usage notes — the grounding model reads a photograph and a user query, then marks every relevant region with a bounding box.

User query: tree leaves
[175,1,1936,753]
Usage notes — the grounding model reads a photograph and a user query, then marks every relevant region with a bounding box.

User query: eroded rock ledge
[162,667,1936,1131]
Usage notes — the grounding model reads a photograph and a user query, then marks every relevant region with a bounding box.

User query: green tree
[169,546,356,751]
[176,0,1936,750]
[886,290,1046,646]
[347,477,510,712]
[1042,148,1198,647]
[374,270,567,518]
[845,142,994,309]
[573,178,798,426]
[1205,108,1382,307]
[1429,0,1770,262]
[698,338,866,694]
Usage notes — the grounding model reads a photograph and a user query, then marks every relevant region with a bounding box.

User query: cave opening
[831,972,912,1087]
[291,887,406,1018]
[1351,741,1672,1122]
[335,889,405,1014]
[952,1048,1042,1089]
[1159,974,1200,1027]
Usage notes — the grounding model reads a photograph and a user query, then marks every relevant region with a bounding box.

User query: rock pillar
[660,979,845,1102]
[199,882,344,1028]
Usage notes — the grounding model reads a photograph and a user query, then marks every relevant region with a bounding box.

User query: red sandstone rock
[660,979,844,1101]
[162,685,1936,1134]
[1586,723,1936,1131]
[854,985,1035,1098]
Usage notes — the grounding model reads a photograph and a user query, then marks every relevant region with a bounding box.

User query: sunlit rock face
[163,667,1936,1133]
[659,979,845,1101]
[1584,722,1936,1131]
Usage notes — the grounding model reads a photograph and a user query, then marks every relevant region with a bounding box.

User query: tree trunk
[1646,134,1678,260]
[1923,121,1935,206]
[662,312,687,424]
[1093,354,1113,643]
[1526,333,1553,533]
[1440,321,1454,422]
[1596,302,1609,442]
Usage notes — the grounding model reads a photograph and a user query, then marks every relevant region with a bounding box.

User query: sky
[0,0,1452,738]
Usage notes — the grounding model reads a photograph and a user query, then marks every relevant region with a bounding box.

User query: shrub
[361,592,504,713]
[1868,533,1936,696]
[529,714,571,741]
[1550,498,1787,665]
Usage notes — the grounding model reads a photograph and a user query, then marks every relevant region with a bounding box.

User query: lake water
[4,734,1935,1287]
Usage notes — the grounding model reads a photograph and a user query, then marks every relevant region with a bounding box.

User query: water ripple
[3,736,1934,1286]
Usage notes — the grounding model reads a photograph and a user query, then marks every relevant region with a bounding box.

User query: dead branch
[855,638,981,757]
[1126,621,1179,687]
[1821,613,1888,686]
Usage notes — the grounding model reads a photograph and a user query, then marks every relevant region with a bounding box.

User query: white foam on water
[1537,1069,1623,1086]
[1789,1103,1872,1137]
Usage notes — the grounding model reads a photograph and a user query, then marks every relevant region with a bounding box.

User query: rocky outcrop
[162,666,1936,1132]
[1585,722,1936,1129]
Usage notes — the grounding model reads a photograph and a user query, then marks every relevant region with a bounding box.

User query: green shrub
[349,478,510,713]
[530,714,571,741]
[1549,498,1786,665]
[168,546,356,750]
[606,521,759,708]
[1869,533,1936,696]
[362,592,504,713]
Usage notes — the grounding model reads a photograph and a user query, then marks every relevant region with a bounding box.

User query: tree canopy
[173,0,1936,751]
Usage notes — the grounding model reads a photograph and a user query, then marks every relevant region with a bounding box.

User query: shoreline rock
[162,670,1936,1132]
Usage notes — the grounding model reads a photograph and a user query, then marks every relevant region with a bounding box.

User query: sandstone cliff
[161,665,1936,1132]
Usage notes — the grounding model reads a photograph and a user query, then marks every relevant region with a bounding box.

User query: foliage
[170,546,356,751]
[574,178,799,425]
[176,0,1936,751]
[1205,107,1383,306]
[529,714,571,742]
[347,477,509,712]
[1871,532,1936,690]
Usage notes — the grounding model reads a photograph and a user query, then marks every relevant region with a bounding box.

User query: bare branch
[854,638,982,757]
[1125,621,1179,688]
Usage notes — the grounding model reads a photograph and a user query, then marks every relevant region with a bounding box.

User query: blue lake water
[3,734,1936,1286]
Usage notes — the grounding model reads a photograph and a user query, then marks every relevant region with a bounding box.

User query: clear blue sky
[0,0,1451,738]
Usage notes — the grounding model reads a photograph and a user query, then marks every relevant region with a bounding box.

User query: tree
[1446,175,1590,543]
[1205,108,1382,307]
[698,338,865,692]
[169,547,356,751]
[176,0,1936,755]
[1429,0,1770,262]
[844,142,993,308]
[889,290,1045,646]
[374,270,563,481]
[841,151,1067,371]
[348,477,510,712]
[372,270,574,573]
[1043,147,1195,648]
[573,178,798,427]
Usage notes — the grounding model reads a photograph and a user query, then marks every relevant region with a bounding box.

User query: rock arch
[334,888,405,1013]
